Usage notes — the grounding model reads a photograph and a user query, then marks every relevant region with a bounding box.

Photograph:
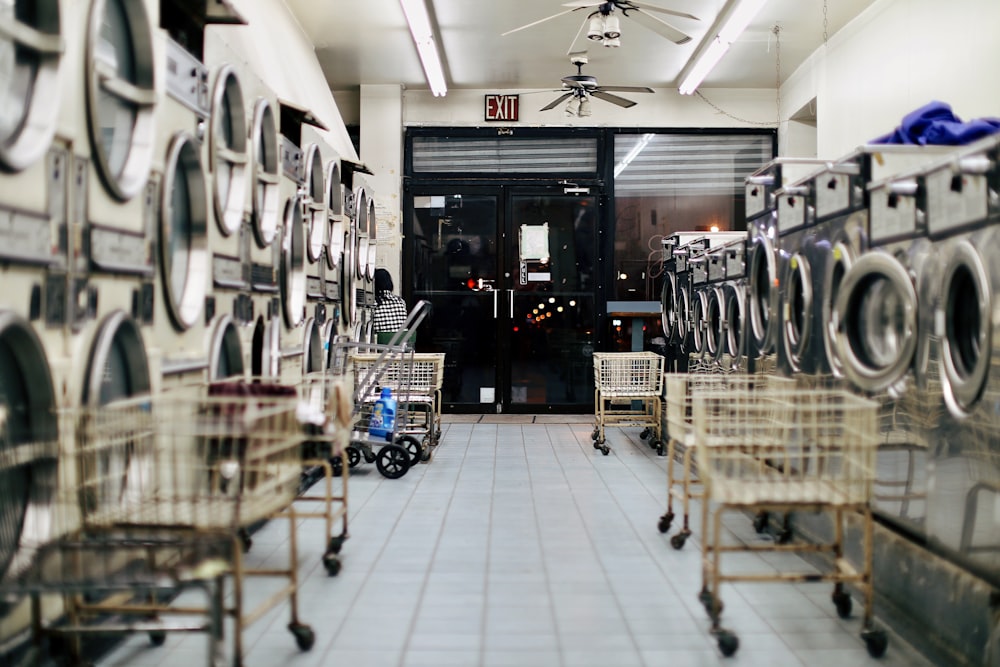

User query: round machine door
[355,188,368,279]
[209,65,248,237]
[677,283,690,346]
[341,222,357,327]
[705,287,725,362]
[250,97,280,248]
[661,273,676,343]
[366,197,377,281]
[303,144,326,265]
[81,312,152,518]
[748,229,779,357]
[250,316,281,379]
[724,282,746,360]
[690,290,708,357]
[833,251,918,393]
[325,159,343,271]
[160,133,209,330]
[281,196,307,328]
[0,312,58,581]
[302,317,323,375]
[782,252,813,373]
[822,240,856,379]
[86,0,156,201]
[939,239,992,415]
[0,0,62,171]
[208,315,244,380]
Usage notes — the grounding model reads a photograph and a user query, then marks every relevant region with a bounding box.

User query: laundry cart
[6,387,315,666]
[591,351,664,456]
[692,386,886,659]
[658,373,796,549]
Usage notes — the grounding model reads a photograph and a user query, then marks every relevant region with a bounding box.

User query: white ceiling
[285,0,876,97]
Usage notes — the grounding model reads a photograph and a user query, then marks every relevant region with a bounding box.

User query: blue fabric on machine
[871,100,1000,145]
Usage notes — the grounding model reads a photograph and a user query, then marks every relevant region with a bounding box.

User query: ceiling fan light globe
[565,97,581,116]
[587,16,605,40]
[578,98,592,117]
[603,36,621,47]
[603,15,621,39]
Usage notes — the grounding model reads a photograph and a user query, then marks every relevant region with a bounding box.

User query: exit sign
[485,94,519,122]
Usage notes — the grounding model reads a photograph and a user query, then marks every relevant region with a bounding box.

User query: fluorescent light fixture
[614,133,655,178]
[399,0,447,96]
[678,0,767,95]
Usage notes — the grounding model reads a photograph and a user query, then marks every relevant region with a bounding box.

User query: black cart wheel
[376,444,410,479]
[640,428,651,440]
[862,629,888,658]
[289,623,315,651]
[752,511,768,534]
[658,512,673,534]
[600,445,610,456]
[323,553,342,576]
[670,532,688,550]
[327,535,345,555]
[329,454,344,477]
[148,631,166,647]
[420,448,432,463]
[396,435,422,465]
[717,630,739,657]
[346,446,361,468]
[238,529,252,553]
[653,440,665,456]
[591,429,599,440]
[832,590,852,619]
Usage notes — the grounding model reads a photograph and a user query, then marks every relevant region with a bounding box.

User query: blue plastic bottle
[369,387,396,441]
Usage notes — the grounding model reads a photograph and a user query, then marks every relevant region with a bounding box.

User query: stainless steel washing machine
[323,153,346,342]
[719,236,748,372]
[686,232,743,370]
[299,130,328,325]
[703,241,729,370]
[917,135,1000,577]
[660,232,704,372]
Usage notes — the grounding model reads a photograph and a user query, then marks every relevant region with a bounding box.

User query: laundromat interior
[2,0,1000,665]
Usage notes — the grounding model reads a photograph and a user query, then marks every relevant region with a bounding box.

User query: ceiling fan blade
[561,1,602,7]
[628,8,692,44]
[598,85,655,93]
[591,90,638,108]
[561,78,587,89]
[540,92,574,111]
[502,8,578,36]
[627,1,699,21]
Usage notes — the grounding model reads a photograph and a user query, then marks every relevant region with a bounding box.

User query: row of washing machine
[660,136,1000,581]
[0,0,378,587]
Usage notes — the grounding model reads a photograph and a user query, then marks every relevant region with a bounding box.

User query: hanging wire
[823,0,829,45]
[773,24,782,126]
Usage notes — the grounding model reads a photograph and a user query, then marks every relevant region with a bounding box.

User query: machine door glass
[410,189,599,413]
[210,66,248,236]
[0,0,62,171]
[940,240,991,414]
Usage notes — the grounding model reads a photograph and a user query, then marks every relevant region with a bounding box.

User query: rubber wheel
[363,449,377,464]
[329,454,343,477]
[420,448,432,463]
[327,536,345,555]
[591,429,599,440]
[346,446,361,468]
[396,435,422,466]
[239,529,252,553]
[640,428,651,440]
[717,630,739,657]
[670,533,688,550]
[289,623,315,651]
[658,512,673,534]
[600,446,610,456]
[832,591,852,619]
[653,440,665,456]
[323,553,342,576]
[752,512,768,534]
[376,444,410,479]
[148,631,166,647]
[862,629,888,658]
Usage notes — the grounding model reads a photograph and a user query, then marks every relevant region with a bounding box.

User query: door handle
[509,289,514,318]
[493,289,498,319]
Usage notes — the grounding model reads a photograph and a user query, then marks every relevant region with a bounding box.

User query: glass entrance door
[408,188,598,413]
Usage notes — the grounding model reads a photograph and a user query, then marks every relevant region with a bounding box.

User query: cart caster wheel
[591,429,599,440]
[238,529,252,553]
[289,623,315,651]
[776,526,793,544]
[752,512,768,533]
[396,435,422,466]
[323,553,342,576]
[148,631,166,647]
[363,451,377,464]
[716,630,739,657]
[376,444,410,479]
[862,628,888,658]
[346,446,362,468]
[670,530,690,550]
[420,449,432,463]
[640,428,651,440]
[832,591,852,619]
[327,536,346,555]
[658,512,673,534]
[698,588,714,612]
[652,440,665,456]
[329,454,344,477]
[600,446,610,456]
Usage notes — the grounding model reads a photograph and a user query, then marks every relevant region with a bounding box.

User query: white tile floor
[99,419,934,667]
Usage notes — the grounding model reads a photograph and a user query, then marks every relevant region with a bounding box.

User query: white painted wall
[781,0,1000,158]
[360,85,404,283]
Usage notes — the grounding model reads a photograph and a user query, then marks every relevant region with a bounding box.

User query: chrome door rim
[940,239,992,415]
[209,65,248,237]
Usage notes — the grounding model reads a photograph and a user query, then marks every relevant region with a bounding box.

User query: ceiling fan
[503,0,699,53]
[541,54,653,116]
